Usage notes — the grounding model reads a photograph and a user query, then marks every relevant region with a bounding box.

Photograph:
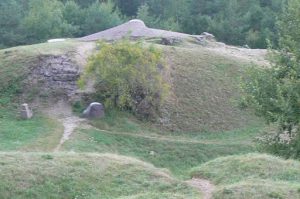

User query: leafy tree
[0,0,24,48]
[136,4,159,28]
[136,3,180,31]
[241,0,300,158]
[22,0,75,43]
[62,0,83,36]
[0,0,286,49]
[81,0,122,36]
[114,0,145,16]
[79,40,169,119]
[60,0,96,7]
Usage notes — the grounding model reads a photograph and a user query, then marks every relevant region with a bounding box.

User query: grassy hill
[1,38,298,199]
[190,154,300,199]
[0,39,259,132]
[161,44,258,132]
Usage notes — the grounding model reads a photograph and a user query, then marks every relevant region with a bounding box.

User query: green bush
[79,40,169,119]
[240,0,300,158]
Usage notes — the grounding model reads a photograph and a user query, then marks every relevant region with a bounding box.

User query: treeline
[122,0,284,48]
[0,0,122,48]
[0,0,285,49]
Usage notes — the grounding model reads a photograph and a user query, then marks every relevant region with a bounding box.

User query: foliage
[0,0,24,48]
[79,40,169,118]
[0,0,123,48]
[22,0,76,43]
[134,0,283,48]
[62,0,84,37]
[81,0,122,36]
[241,0,300,158]
[137,3,180,32]
[0,0,286,48]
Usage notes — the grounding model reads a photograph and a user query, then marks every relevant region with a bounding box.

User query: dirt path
[186,178,215,199]
[54,116,86,152]
[41,100,87,152]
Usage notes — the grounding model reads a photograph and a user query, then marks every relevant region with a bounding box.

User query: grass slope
[62,112,261,178]
[0,153,199,199]
[160,45,258,132]
[190,153,300,199]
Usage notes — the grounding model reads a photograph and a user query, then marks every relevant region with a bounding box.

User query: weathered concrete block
[20,103,33,119]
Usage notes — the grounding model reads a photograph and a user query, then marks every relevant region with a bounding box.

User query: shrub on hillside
[79,40,169,119]
[240,0,300,158]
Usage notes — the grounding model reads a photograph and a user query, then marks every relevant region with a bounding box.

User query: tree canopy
[0,0,287,49]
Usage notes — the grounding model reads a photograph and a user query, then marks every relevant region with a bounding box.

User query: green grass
[213,180,300,199]
[63,112,261,178]
[190,153,300,199]
[158,45,258,132]
[0,108,63,151]
[0,153,200,199]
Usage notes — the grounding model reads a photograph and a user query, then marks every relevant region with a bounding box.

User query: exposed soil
[186,178,216,199]
[40,100,86,152]
[54,116,85,152]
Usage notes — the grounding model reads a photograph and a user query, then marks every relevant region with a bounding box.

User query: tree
[136,4,159,28]
[0,0,24,48]
[22,0,75,43]
[114,0,145,16]
[81,0,122,36]
[241,0,300,158]
[79,40,169,119]
[62,0,83,36]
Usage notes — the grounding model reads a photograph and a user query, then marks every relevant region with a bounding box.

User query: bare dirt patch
[54,116,86,152]
[186,178,215,199]
[41,100,87,152]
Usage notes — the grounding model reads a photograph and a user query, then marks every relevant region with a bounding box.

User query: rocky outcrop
[26,55,80,99]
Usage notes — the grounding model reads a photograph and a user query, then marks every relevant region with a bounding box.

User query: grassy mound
[0,153,199,199]
[190,153,300,184]
[190,153,300,198]
[159,45,258,132]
